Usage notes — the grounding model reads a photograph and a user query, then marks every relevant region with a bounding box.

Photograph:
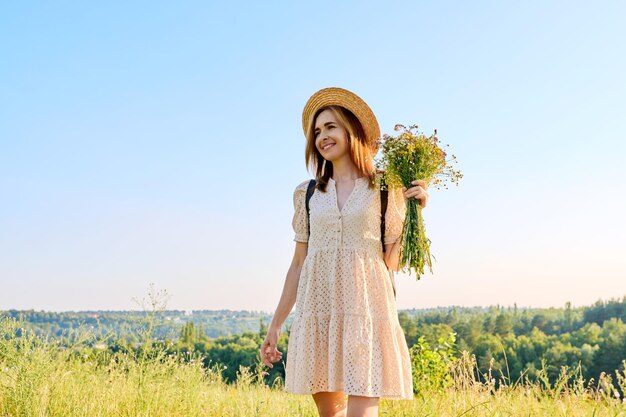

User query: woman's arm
[269,241,308,329]
[384,241,402,272]
[260,241,308,368]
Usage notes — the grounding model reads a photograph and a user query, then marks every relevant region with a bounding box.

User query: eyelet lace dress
[284,176,414,400]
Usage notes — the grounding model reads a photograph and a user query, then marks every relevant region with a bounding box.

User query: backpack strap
[380,188,388,253]
[305,179,316,238]
[379,187,395,299]
[305,178,389,254]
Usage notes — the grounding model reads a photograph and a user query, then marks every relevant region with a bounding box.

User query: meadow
[1,315,625,417]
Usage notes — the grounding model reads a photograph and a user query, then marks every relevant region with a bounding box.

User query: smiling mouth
[321,143,335,151]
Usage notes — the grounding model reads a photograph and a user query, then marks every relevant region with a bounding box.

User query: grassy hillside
[1,316,625,417]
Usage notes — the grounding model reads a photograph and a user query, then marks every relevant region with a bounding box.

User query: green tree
[591,318,626,381]
[399,312,419,347]
[495,313,513,337]
[258,319,268,340]
[180,321,195,344]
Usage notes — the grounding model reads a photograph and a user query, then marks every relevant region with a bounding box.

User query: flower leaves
[376,124,462,278]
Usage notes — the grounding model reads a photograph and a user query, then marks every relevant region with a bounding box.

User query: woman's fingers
[260,341,273,367]
[260,341,282,368]
[408,180,428,205]
[264,345,281,355]
[403,186,427,199]
[266,347,282,359]
[259,342,270,367]
[411,179,428,189]
[260,352,271,367]
[403,186,429,208]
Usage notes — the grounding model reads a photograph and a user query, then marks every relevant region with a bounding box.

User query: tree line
[2,296,625,388]
[164,296,626,387]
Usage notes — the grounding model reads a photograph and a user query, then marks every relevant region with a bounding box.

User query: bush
[410,331,457,394]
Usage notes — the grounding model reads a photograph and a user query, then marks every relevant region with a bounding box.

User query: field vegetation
[1,312,625,416]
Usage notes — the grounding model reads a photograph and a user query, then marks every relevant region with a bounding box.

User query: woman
[260,87,429,417]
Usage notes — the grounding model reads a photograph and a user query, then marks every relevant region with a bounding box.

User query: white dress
[284,176,414,400]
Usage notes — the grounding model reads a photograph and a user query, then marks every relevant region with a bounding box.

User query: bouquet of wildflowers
[376,124,462,279]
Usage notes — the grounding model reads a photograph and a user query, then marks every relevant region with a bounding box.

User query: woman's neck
[331,156,361,182]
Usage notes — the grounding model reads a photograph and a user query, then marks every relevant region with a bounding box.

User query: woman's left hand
[403,179,429,208]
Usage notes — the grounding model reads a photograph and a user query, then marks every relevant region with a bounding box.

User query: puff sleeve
[292,180,310,243]
[384,185,407,245]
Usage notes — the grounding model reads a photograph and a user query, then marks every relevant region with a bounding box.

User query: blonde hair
[304,105,376,192]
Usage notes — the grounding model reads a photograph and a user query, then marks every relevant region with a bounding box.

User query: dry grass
[1,316,624,417]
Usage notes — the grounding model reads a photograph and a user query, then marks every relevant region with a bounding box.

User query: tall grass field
[1,315,625,416]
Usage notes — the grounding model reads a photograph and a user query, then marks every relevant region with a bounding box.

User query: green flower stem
[377,123,462,279]
[399,197,433,279]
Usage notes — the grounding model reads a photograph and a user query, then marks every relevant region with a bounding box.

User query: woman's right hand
[260,325,283,368]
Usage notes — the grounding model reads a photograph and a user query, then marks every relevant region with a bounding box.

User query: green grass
[1,316,625,417]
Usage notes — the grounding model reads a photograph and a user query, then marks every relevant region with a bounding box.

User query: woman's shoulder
[294,179,312,193]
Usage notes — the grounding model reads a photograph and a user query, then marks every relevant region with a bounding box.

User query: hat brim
[302,87,380,152]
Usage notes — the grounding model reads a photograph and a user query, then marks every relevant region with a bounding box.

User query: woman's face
[314,109,350,162]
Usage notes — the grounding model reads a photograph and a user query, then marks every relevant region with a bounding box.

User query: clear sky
[1,1,625,313]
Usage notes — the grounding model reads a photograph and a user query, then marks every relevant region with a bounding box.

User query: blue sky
[1,1,625,312]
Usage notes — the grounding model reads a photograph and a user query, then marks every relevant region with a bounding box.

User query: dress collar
[329,176,367,184]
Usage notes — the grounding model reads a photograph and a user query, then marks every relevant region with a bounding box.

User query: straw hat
[301,87,381,152]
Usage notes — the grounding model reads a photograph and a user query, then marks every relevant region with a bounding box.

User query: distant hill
[2,296,625,342]
[0,309,278,340]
